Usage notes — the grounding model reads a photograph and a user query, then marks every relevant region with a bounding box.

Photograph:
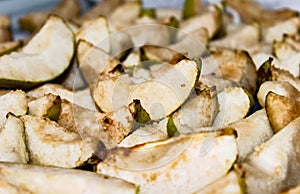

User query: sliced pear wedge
[199,74,238,93]
[211,49,257,94]
[76,17,110,52]
[57,99,133,147]
[0,41,22,57]
[274,38,300,61]
[224,0,297,25]
[257,81,300,107]
[213,87,253,127]
[28,93,61,121]
[21,115,94,168]
[93,74,133,113]
[172,85,219,132]
[0,114,28,164]
[72,0,124,26]
[108,1,141,31]
[0,90,27,125]
[170,27,209,58]
[27,84,96,111]
[209,23,260,51]
[281,185,300,194]
[119,118,168,147]
[129,59,200,120]
[194,170,245,194]
[263,17,299,43]
[0,15,74,89]
[0,15,11,43]
[93,59,200,118]
[76,39,120,84]
[180,4,222,38]
[97,128,237,193]
[19,0,80,32]
[0,162,138,194]
[241,116,300,194]
[265,92,300,133]
[257,58,300,91]
[228,109,273,161]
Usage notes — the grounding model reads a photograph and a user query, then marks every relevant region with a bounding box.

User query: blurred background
[0,0,299,40]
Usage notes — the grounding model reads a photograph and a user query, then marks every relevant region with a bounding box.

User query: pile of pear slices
[0,0,299,193]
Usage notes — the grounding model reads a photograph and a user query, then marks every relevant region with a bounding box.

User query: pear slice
[0,41,22,57]
[57,99,133,147]
[0,162,138,194]
[108,1,141,31]
[0,114,28,164]
[281,185,300,194]
[228,109,274,161]
[0,90,27,126]
[123,49,141,68]
[97,128,237,193]
[279,52,300,77]
[213,87,253,127]
[0,178,31,194]
[27,84,96,111]
[76,39,120,84]
[257,58,300,91]
[129,59,200,120]
[72,0,124,26]
[251,52,278,70]
[274,38,299,61]
[119,118,168,147]
[224,0,297,25]
[21,115,94,168]
[170,27,209,58]
[172,85,219,132]
[241,116,300,194]
[0,15,74,89]
[257,81,300,107]
[194,170,245,194]
[28,93,61,121]
[199,74,238,93]
[209,23,260,51]
[180,4,222,38]
[76,17,110,52]
[263,17,299,43]
[19,0,80,32]
[93,74,133,113]
[0,15,11,43]
[265,92,300,133]
[211,49,257,94]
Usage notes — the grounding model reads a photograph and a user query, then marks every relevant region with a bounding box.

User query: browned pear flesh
[265,92,300,133]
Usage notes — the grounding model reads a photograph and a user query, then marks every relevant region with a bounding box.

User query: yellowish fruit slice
[21,115,94,168]
[194,170,245,194]
[0,41,22,57]
[0,113,28,164]
[0,162,138,194]
[228,109,273,161]
[28,93,62,121]
[213,87,253,127]
[129,59,200,120]
[0,15,74,89]
[0,90,27,125]
[265,92,300,133]
[241,116,300,194]
[257,81,300,107]
[76,16,110,52]
[97,128,237,193]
